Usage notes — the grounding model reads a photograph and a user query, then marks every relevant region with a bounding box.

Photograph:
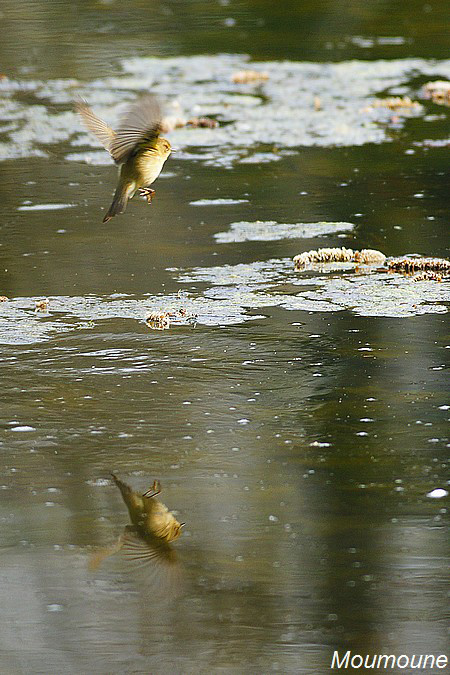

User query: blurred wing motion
[110,94,162,164]
[75,100,117,156]
[89,526,183,598]
[89,473,183,598]
[120,526,183,597]
[75,94,162,164]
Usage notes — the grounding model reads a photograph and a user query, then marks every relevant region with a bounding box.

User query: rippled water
[0,1,448,673]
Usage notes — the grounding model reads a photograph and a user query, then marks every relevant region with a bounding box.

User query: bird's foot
[143,479,161,499]
[139,187,156,204]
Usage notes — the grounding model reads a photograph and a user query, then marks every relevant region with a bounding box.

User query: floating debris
[422,80,450,106]
[295,249,450,276]
[363,96,422,112]
[294,247,353,267]
[294,247,386,269]
[388,257,450,274]
[160,115,187,133]
[231,70,269,84]
[413,271,442,282]
[35,297,50,311]
[146,311,171,330]
[187,117,219,129]
[173,307,198,326]
[353,249,388,264]
[160,113,221,133]
[145,306,195,330]
[171,307,191,320]
[0,296,8,302]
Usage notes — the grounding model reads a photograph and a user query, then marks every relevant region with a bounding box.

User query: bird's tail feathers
[103,182,133,223]
[111,472,133,502]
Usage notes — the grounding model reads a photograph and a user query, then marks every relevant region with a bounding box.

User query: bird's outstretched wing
[110,94,162,164]
[75,100,117,155]
[89,526,182,599]
[120,526,183,598]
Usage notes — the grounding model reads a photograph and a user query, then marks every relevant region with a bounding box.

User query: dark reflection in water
[0,1,448,673]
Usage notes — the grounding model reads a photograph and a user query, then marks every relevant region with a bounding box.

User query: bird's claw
[139,187,156,204]
[143,479,161,499]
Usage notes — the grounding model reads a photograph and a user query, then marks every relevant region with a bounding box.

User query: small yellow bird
[89,474,184,595]
[76,95,172,222]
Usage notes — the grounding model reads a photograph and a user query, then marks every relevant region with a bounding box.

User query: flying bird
[76,95,172,222]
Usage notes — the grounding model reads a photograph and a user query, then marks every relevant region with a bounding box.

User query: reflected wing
[120,526,183,599]
[88,534,125,571]
[75,100,117,154]
[110,94,162,164]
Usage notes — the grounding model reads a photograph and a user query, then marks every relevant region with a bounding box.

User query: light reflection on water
[0,1,448,672]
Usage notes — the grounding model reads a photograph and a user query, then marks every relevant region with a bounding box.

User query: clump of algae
[412,271,443,282]
[363,96,422,112]
[422,80,450,106]
[294,248,450,280]
[146,311,171,330]
[388,257,450,273]
[294,247,386,269]
[231,70,269,84]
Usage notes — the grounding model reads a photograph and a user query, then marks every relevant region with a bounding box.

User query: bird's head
[156,137,172,159]
[165,519,185,542]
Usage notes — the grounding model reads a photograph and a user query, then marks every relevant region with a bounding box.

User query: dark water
[0,1,448,673]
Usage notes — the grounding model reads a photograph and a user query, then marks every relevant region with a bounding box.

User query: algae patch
[294,247,386,268]
[1,55,449,165]
[176,257,450,319]
[215,221,354,243]
[0,292,261,345]
[190,198,249,206]
[0,255,449,344]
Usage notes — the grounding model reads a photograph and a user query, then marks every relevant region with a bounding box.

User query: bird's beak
[170,148,178,153]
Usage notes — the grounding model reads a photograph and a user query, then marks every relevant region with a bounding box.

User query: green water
[0,1,448,673]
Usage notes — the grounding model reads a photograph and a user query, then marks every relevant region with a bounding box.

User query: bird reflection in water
[90,474,184,597]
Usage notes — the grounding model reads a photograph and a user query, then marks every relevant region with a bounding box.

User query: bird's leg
[138,187,156,204]
[143,479,161,499]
